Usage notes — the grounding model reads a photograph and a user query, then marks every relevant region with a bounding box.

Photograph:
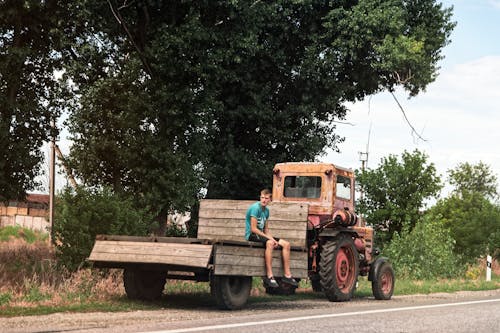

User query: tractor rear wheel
[123,268,167,301]
[212,275,252,310]
[319,235,359,301]
[371,260,395,300]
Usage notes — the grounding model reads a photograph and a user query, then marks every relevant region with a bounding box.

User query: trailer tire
[123,269,167,301]
[319,235,359,302]
[212,275,252,310]
[370,259,395,300]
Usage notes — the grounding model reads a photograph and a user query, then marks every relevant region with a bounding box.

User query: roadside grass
[1,226,498,317]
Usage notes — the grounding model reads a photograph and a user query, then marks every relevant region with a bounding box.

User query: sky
[45,0,500,196]
[323,0,500,198]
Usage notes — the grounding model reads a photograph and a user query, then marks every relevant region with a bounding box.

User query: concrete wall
[0,215,50,233]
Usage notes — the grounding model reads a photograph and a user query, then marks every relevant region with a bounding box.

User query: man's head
[260,188,272,207]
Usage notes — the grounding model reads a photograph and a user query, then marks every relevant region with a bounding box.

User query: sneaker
[282,276,299,287]
[263,276,279,288]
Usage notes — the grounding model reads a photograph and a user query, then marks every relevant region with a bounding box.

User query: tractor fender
[368,257,390,282]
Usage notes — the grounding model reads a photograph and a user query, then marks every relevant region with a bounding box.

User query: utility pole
[358,123,372,201]
[49,118,56,242]
[358,151,368,201]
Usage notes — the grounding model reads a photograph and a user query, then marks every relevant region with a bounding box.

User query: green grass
[0,225,48,243]
[0,299,158,317]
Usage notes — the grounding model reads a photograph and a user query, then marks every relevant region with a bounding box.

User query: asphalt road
[2,289,499,333]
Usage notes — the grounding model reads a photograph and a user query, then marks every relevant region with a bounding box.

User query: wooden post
[49,118,56,242]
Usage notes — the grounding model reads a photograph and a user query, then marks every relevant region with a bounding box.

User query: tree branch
[390,92,427,142]
[107,0,153,77]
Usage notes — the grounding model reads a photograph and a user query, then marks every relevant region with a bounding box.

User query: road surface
[1,289,499,333]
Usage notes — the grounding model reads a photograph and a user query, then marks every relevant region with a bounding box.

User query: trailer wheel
[123,269,167,301]
[212,275,252,310]
[370,259,395,300]
[319,235,359,301]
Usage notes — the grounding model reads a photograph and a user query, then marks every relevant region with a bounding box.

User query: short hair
[260,189,271,196]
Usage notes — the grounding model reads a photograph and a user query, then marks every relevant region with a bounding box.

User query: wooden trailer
[88,199,309,309]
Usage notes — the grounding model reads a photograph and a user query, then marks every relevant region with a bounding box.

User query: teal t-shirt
[245,201,270,240]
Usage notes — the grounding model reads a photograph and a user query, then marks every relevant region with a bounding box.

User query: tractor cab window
[284,176,322,198]
[336,175,351,200]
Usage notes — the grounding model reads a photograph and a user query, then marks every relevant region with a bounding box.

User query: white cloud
[488,0,500,9]
[324,56,500,196]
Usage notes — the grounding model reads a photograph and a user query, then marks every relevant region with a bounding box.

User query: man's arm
[251,217,278,247]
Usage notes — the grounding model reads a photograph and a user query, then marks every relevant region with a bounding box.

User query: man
[245,189,298,288]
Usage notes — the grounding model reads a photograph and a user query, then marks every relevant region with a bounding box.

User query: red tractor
[272,162,394,300]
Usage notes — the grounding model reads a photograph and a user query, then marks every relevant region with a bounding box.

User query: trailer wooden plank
[198,218,306,230]
[213,245,308,278]
[88,240,213,268]
[197,199,309,248]
[214,265,308,278]
[197,226,306,239]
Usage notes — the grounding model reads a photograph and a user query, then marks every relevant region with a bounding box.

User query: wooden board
[197,199,309,248]
[88,240,213,268]
[213,245,308,278]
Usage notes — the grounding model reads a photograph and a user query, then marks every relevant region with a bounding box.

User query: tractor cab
[272,162,356,228]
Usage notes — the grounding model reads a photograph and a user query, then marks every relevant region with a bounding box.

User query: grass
[0,226,498,317]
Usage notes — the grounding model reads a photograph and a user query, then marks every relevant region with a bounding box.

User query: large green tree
[428,162,500,262]
[0,0,76,201]
[62,1,454,221]
[356,150,442,243]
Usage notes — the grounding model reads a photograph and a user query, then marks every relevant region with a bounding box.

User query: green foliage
[356,149,442,244]
[165,223,187,238]
[22,285,51,303]
[53,187,153,271]
[0,226,47,243]
[428,192,500,264]
[448,161,498,200]
[0,292,12,306]
[428,162,500,263]
[0,1,77,200]
[488,231,500,261]
[62,1,455,212]
[384,214,462,279]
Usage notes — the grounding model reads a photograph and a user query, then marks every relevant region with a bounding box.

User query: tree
[0,0,76,201]
[448,161,498,200]
[428,162,500,263]
[61,1,454,221]
[356,150,442,243]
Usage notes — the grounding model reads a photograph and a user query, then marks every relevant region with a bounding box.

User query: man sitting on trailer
[245,188,299,288]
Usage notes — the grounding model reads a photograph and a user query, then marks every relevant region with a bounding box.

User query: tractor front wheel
[370,259,395,300]
[319,235,359,302]
[212,275,252,310]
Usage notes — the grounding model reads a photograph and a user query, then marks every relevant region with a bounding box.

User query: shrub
[384,214,463,279]
[53,187,154,271]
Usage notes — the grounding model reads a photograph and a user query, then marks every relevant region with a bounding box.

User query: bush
[53,187,154,271]
[384,214,463,279]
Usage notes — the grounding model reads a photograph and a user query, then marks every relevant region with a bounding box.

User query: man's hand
[270,238,279,248]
